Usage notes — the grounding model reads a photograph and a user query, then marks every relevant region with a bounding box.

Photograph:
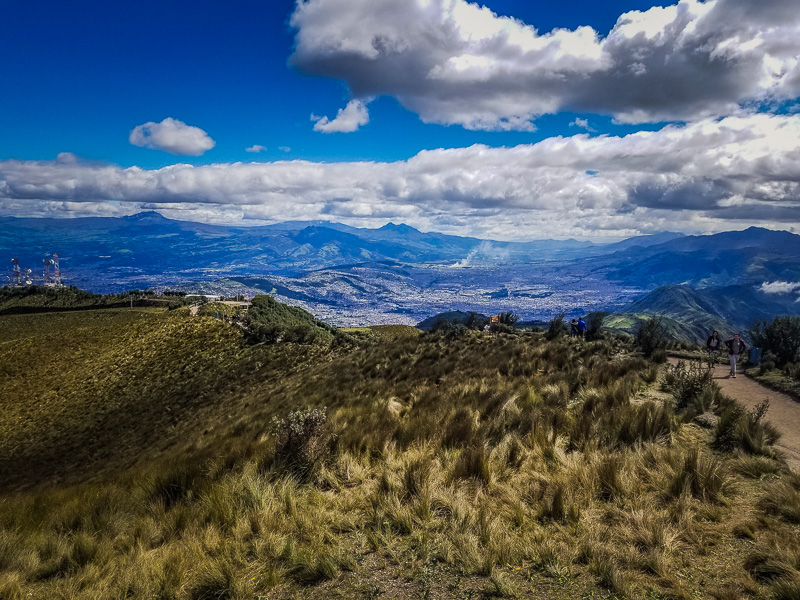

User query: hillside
[1,306,799,599]
[607,284,800,344]
[591,227,800,289]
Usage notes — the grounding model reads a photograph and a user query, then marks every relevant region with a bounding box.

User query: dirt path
[669,357,800,472]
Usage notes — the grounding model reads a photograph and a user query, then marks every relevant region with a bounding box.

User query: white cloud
[570,118,596,132]
[3,113,800,239]
[311,99,370,133]
[246,144,267,153]
[279,146,291,153]
[129,117,215,156]
[760,281,800,294]
[289,0,800,129]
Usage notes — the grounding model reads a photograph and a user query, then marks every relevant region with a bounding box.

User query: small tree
[749,316,800,368]
[585,311,608,341]
[545,312,568,340]
[636,315,667,358]
[498,311,519,327]
[465,312,489,331]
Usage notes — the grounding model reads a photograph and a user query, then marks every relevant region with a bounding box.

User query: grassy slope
[0,308,320,490]
[1,311,799,599]
[0,286,106,313]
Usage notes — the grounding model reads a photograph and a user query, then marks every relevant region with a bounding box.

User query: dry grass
[0,311,798,598]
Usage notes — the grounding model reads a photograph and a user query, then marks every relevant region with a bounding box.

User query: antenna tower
[43,256,54,286]
[11,258,21,286]
[53,253,62,286]
[43,253,64,287]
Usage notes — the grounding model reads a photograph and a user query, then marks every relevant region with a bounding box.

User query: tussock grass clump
[713,399,781,456]
[759,476,800,524]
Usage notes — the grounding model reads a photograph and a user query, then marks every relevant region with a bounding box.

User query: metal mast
[11,258,21,286]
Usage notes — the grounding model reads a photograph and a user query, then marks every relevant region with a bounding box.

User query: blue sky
[1,0,799,239]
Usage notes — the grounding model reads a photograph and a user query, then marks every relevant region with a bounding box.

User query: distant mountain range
[1,212,799,332]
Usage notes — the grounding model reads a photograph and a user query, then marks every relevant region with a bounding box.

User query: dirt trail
[669,357,800,472]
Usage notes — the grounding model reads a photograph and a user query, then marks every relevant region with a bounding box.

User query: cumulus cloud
[3,113,800,239]
[311,99,370,133]
[279,146,291,153]
[289,0,800,129]
[129,117,216,156]
[760,281,800,294]
[246,144,267,153]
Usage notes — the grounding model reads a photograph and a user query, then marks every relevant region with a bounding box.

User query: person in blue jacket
[577,317,587,339]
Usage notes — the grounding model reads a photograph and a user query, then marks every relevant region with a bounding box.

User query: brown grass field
[1,307,799,599]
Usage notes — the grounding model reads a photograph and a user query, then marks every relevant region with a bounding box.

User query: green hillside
[244,294,336,344]
[609,284,800,345]
[0,306,799,599]
[0,285,108,313]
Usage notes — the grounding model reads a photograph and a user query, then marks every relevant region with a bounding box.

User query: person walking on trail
[724,333,747,378]
[570,319,578,338]
[707,331,720,359]
[577,317,587,339]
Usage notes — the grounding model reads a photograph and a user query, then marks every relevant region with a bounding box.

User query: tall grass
[0,313,796,598]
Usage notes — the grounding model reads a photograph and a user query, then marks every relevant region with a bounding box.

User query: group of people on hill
[706,330,748,378]
[570,317,586,339]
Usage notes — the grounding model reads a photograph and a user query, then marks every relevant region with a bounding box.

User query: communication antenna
[11,258,21,286]
[53,253,62,286]
[43,256,54,286]
[24,268,33,286]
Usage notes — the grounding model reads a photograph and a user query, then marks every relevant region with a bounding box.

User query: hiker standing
[570,319,578,338]
[706,331,720,358]
[724,334,747,378]
[577,317,587,339]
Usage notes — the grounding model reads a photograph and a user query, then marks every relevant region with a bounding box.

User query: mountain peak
[379,222,420,234]
[123,211,171,224]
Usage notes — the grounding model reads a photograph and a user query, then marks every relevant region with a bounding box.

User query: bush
[545,312,568,340]
[585,311,607,341]
[430,319,469,340]
[270,407,333,481]
[651,348,668,363]
[464,312,489,331]
[635,315,667,358]
[749,316,800,368]
[662,359,715,412]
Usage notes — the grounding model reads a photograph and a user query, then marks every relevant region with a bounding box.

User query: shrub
[651,348,668,363]
[662,359,715,413]
[545,312,568,340]
[749,316,800,368]
[585,311,608,341]
[431,319,469,339]
[270,407,333,481]
[635,315,667,358]
[464,312,489,331]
